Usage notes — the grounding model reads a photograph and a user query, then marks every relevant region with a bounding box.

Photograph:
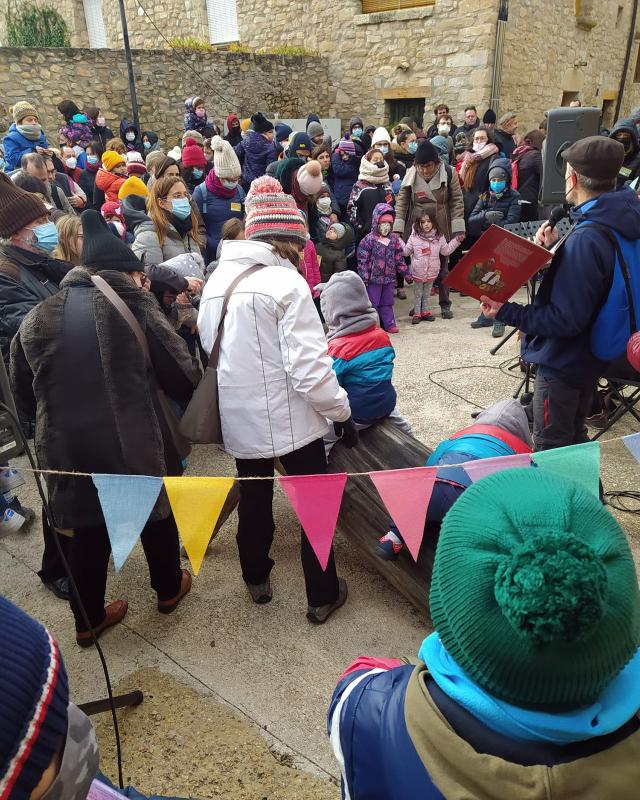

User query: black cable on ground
[1,402,125,789]
[604,491,640,514]
[427,363,521,410]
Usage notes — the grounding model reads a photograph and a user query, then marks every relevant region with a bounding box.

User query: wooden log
[328,420,434,615]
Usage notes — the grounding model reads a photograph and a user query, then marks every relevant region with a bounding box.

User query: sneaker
[411,315,421,325]
[470,314,493,329]
[0,467,24,492]
[396,289,407,300]
[387,326,399,334]
[43,576,71,601]
[246,579,272,604]
[0,507,26,534]
[8,497,34,524]
[421,312,435,322]
[492,322,506,338]
[407,307,415,317]
[375,531,404,561]
[307,578,348,624]
[441,309,454,320]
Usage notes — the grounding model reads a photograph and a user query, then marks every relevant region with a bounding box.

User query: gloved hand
[334,416,359,448]
[405,276,414,284]
[485,210,504,224]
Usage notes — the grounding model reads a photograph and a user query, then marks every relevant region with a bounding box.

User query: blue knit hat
[0,596,69,799]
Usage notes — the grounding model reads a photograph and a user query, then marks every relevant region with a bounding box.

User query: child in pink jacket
[404,211,461,323]
[300,234,322,317]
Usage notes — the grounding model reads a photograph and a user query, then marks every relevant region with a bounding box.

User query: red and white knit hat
[245,176,307,246]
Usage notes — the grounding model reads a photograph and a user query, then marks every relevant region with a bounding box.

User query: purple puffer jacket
[235,131,277,185]
[357,203,409,285]
[60,121,93,148]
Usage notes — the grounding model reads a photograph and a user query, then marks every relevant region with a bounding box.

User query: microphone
[547,204,569,231]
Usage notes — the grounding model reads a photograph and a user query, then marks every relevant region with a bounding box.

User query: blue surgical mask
[143,141,151,150]
[171,198,192,219]
[87,154,99,165]
[352,127,363,138]
[0,158,6,171]
[379,145,389,155]
[192,168,204,179]
[408,141,418,154]
[490,180,507,194]
[31,222,58,253]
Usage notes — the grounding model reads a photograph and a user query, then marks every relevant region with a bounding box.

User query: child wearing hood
[225,113,242,146]
[234,112,277,187]
[3,101,49,171]
[142,130,161,154]
[57,100,93,149]
[467,158,522,237]
[321,271,411,454]
[357,203,411,333]
[184,96,211,136]
[119,118,143,155]
[317,222,354,282]
[331,139,360,216]
[376,398,532,560]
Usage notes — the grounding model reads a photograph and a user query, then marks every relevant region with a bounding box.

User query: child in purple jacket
[357,203,410,333]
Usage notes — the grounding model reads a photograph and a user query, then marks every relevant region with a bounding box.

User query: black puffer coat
[10,268,200,528]
[316,225,355,282]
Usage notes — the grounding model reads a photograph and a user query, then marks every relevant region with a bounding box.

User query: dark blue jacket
[234,131,276,185]
[192,182,245,263]
[467,157,522,237]
[497,188,640,385]
[331,152,359,208]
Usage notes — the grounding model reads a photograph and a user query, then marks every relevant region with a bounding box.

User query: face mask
[317,197,332,214]
[96,116,106,126]
[195,108,206,118]
[472,141,486,153]
[378,144,389,155]
[490,180,507,194]
[407,141,418,154]
[171,197,192,219]
[143,141,151,150]
[221,178,238,189]
[31,221,58,252]
[87,155,99,165]
[112,220,125,235]
[17,123,42,139]
[192,168,204,179]
[378,222,392,236]
[125,132,136,142]
[72,145,83,157]
[438,125,451,136]
[41,703,99,800]
[65,157,77,170]
[352,127,363,138]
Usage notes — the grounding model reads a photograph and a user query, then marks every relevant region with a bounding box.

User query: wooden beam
[378,87,428,100]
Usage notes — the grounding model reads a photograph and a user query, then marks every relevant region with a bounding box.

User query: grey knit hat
[307,121,324,140]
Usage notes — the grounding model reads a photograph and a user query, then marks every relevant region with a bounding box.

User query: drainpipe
[489,0,509,118]
[614,0,639,124]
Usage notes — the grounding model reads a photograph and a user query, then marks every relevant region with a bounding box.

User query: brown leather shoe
[157,569,192,614]
[76,600,128,648]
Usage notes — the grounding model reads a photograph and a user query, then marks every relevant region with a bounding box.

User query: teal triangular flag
[92,474,163,571]
[532,441,600,497]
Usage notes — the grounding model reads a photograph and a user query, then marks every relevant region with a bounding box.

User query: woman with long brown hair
[53,213,83,265]
[459,125,499,219]
[132,175,203,265]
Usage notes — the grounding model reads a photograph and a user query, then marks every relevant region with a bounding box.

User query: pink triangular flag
[462,452,532,483]
[369,467,437,561]
[279,473,347,570]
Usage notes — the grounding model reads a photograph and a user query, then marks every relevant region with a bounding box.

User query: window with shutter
[362,0,435,13]
[207,0,239,44]
[83,0,107,48]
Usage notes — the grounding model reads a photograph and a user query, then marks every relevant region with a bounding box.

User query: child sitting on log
[377,398,532,559]
[321,271,411,455]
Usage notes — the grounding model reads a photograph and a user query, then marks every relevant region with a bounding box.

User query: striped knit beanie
[245,176,307,246]
[0,596,69,799]
[430,469,640,711]
[11,101,38,124]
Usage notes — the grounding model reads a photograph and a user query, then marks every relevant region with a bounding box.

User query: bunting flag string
[163,477,234,575]
[461,453,533,483]
[278,473,347,570]
[93,474,163,571]
[531,441,601,497]
[369,467,438,562]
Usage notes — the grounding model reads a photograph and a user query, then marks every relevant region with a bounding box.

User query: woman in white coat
[198,175,358,623]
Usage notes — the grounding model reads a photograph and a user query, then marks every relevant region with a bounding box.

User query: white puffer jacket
[198,239,351,459]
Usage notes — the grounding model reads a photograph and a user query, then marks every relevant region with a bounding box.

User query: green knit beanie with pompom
[429,468,640,711]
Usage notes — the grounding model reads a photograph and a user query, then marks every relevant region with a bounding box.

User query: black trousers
[532,372,594,451]
[235,437,340,607]
[38,509,71,582]
[69,513,183,632]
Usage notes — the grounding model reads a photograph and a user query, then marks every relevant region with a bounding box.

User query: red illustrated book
[444,225,552,303]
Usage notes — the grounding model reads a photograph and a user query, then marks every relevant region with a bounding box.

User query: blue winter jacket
[192,181,245,263]
[331,152,360,208]
[234,131,276,185]
[3,123,49,171]
[497,187,640,385]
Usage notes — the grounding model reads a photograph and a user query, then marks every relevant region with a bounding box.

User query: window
[207,0,239,45]
[362,0,434,12]
[83,0,107,48]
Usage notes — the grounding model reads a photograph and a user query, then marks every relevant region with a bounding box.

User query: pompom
[184,137,197,148]
[249,175,283,195]
[305,160,321,177]
[494,533,608,645]
[211,135,225,152]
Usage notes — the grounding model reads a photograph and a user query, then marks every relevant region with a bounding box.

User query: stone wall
[100,0,209,50]
[0,46,333,145]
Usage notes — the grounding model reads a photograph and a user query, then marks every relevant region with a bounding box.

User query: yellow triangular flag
[164,477,234,575]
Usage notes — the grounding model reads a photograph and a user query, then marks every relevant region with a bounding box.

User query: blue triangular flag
[623,432,640,464]
[92,474,163,571]
[532,441,600,497]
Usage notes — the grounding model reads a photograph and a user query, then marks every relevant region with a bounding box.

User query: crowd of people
[1,94,640,799]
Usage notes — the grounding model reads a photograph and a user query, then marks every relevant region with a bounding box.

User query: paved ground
[1,289,638,798]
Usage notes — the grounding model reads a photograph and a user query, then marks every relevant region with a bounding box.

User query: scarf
[420,632,640,744]
[358,156,390,184]
[167,212,193,238]
[512,143,533,162]
[17,123,42,141]
[205,167,236,199]
[85,159,100,174]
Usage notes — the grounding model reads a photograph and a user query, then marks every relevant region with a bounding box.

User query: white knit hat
[167,146,182,162]
[371,126,391,147]
[211,135,241,179]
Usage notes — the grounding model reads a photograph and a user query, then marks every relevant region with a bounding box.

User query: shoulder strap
[444,163,453,184]
[91,274,152,362]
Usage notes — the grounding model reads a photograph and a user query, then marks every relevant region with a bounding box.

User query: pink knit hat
[245,176,307,246]
[126,150,146,176]
[296,160,323,197]
[181,137,207,168]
